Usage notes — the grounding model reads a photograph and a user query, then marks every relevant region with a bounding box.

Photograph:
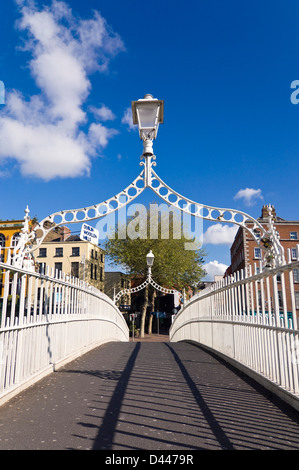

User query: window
[253,230,261,239]
[254,248,261,259]
[55,247,63,257]
[38,262,46,274]
[278,291,283,310]
[11,232,21,247]
[71,262,79,278]
[0,234,5,262]
[90,263,94,280]
[290,232,298,240]
[94,265,97,280]
[72,247,80,257]
[294,269,299,283]
[295,292,299,310]
[39,248,47,257]
[0,233,5,248]
[55,262,62,274]
[291,248,298,260]
[258,290,262,308]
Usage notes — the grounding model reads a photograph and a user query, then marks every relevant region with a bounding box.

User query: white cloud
[0,0,125,180]
[0,117,90,179]
[204,260,228,281]
[234,188,263,206]
[85,123,119,154]
[89,105,116,121]
[203,223,238,245]
[121,107,136,130]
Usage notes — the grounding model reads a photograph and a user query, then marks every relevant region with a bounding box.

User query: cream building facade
[36,234,105,291]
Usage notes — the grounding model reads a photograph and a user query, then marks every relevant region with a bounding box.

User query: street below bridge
[1,334,299,451]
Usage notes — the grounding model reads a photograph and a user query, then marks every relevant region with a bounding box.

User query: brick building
[229,206,299,273]
[227,205,299,317]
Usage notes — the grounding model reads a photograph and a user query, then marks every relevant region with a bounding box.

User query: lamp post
[114,250,183,304]
[145,250,161,335]
[131,94,164,156]
[145,250,158,334]
[146,249,155,276]
[132,94,164,187]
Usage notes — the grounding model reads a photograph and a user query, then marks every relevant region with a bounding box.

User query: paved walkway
[130,332,169,342]
[1,337,299,450]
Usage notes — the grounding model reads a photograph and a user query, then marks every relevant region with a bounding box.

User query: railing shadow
[165,343,234,449]
[91,342,140,450]
[61,341,299,451]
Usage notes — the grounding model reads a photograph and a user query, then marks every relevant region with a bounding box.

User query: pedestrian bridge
[0,252,299,450]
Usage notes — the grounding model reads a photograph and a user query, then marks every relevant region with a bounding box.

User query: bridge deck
[1,335,299,451]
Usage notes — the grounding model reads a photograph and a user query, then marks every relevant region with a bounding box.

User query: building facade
[36,230,105,291]
[227,205,299,317]
[0,219,35,263]
[105,271,131,309]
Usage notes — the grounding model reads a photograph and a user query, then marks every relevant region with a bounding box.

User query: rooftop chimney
[261,205,276,220]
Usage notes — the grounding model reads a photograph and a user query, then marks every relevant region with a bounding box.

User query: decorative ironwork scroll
[114,272,185,304]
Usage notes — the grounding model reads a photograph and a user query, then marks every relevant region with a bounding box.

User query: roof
[65,235,81,241]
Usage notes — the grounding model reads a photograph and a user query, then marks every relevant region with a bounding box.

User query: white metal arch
[114,271,185,304]
[26,169,146,252]
[15,151,284,270]
[13,90,284,272]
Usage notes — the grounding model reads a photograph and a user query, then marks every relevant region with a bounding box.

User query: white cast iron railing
[170,247,299,409]
[0,248,129,406]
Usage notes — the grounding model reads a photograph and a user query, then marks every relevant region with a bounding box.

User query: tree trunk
[140,284,148,338]
[148,289,156,334]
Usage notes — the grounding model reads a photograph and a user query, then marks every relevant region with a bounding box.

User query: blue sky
[0,0,299,279]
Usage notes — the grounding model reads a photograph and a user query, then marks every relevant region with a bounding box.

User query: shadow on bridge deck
[0,339,299,451]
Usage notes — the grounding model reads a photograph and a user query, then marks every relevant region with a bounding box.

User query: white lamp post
[114,248,184,305]
[131,94,164,156]
[146,249,155,276]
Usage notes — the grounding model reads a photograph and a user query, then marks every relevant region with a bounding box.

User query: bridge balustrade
[0,249,129,406]
[170,251,299,411]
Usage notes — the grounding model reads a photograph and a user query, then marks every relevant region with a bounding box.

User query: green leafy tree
[105,205,206,337]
